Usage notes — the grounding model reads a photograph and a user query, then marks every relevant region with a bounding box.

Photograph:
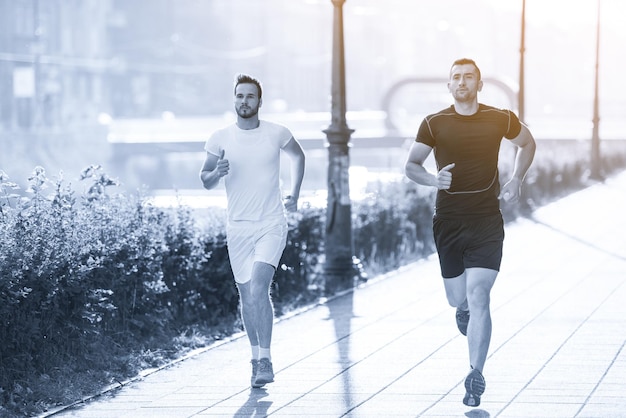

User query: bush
[273,206,326,313]
[0,166,237,415]
[353,181,435,275]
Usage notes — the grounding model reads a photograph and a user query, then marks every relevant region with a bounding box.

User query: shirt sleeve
[415,117,436,147]
[204,130,223,156]
[504,110,522,139]
[278,125,294,148]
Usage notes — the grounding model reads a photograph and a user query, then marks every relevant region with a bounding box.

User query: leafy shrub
[353,181,435,275]
[0,166,237,415]
[501,139,626,221]
[273,206,326,313]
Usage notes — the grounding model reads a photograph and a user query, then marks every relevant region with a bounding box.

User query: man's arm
[499,124,536,202]
[199,149,228,190]
[405,141,454,190]
[281,137,305,212]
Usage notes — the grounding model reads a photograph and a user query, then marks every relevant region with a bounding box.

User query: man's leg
[249,261,276,351]
[238,261,276,386]
[237,277,262,388]
[442,266,497,368]
[458,267,497,407]
[237,280,259,348]
[443,273,471,336]
[443,272,468,309]
[465,267,497,372]
[236,261,276,341]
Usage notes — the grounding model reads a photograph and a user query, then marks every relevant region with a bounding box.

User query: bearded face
[234,83,261,119]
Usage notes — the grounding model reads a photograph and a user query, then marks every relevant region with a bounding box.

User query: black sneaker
[463,368,486,407]
[456,308,469,336]
[254,358,274,386]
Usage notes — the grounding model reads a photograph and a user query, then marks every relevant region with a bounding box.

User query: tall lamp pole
[518,0,526,123]
[324,0,354,291]
[590,0,602,179]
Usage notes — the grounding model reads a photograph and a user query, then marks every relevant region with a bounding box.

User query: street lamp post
[590,0,602,180]
[518,0,526,124]
[323,0,354,293]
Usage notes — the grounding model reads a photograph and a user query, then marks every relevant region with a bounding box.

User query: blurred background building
[0,0,108,130]
[0,0,624,192]
[0,0,331,130]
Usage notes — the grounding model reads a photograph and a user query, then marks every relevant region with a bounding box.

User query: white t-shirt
[204,121,293,222]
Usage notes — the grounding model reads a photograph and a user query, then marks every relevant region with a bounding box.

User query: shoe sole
[254,376,274,386]
[463,370,485,407]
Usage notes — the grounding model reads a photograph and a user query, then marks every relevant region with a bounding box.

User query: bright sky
[494,0,623,32]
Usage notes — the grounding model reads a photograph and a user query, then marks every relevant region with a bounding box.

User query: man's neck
[237,117,260,130]
[453,101,479,116]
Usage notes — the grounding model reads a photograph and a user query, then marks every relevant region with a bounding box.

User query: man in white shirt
[200,74,305,388]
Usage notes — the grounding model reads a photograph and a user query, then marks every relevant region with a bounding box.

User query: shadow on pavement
[233,388,272,418]
[325,288,357,412]
[465,409,491,417]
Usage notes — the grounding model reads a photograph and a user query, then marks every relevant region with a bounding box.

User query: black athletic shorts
[433,212,505,279]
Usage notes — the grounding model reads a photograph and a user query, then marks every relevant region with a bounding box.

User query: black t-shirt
[416,104,522,219]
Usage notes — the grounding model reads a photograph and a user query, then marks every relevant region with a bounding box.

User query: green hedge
[2,139,626,416]
[0,165,333,416]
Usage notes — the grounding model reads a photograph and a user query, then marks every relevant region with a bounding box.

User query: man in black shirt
[405,58,536,407]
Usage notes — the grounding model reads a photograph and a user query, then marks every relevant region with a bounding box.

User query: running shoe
[254,358,274,386]
[456,308,470,336]
[463,368,486,407]
[250,359,263,388]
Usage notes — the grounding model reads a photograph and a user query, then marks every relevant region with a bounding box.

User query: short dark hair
[450,58,481,81]
[234,73,262,99]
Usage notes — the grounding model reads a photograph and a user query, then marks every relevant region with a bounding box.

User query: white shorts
[226,218,288,284]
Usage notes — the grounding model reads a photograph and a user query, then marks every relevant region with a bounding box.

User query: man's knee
[250,262,275,292]
[443,272,467,307]
[237,283,254,306]
[250,283,271,301]
[467,286,490,308]
[466,268,497,308]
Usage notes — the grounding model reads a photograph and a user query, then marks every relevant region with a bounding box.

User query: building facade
[0,0,334,135]
[0,0,115,132]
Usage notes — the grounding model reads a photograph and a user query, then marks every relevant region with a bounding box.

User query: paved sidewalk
[46,171,626,418]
